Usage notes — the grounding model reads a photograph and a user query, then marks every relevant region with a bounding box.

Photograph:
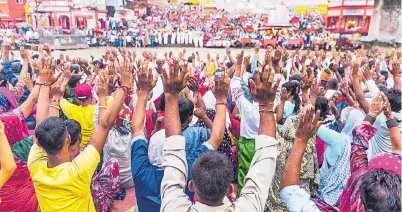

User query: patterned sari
[265,115,320,212]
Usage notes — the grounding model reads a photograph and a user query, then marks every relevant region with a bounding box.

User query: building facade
[0,0,26,28]
[26,0,107,30]
[326,0,374,34]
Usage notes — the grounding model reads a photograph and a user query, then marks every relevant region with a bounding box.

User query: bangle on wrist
[259,109,274,113]
[99,105,107,109]
[216,102,227,106]
[50,105,60,110]
[386,119,398,129]
[364,114,376,125]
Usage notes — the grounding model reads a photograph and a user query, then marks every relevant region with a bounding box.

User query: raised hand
[390,60,401,76]
[272,49,282,65]
[249,65,280,105]
[211,71,230,104]
[194,108,207,119]
[361,64,373,80]
[51,78,64,98]
[135,60,157,93]
[187,76,200,93]
[264,50,272,66]
[95,73,109,98]
[340,79,350,96]
[23,73,33,91]
[382,95,393,120]
[236,51,244,66]
[119,58,134,90]
[351,59,360,77]
[368,94,385,118]
[20,46,28,60]
[38,58,59,85]
[295,106,321,141]
[162,59,189,95]
[300,72,315,91]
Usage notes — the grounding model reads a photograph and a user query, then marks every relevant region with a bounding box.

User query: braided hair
[282,81,301,114]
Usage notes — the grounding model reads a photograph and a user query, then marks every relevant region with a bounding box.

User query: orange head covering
[320,68,332,82]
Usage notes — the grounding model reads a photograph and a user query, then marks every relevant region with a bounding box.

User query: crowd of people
[0,6,341,50]
[0,41,400,212]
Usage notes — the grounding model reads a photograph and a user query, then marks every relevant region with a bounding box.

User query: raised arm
[383,95,401,153]
[132,62,157,137]
[187,77,206,111]
[234,51,244,78]
[226,47,236,65]
[160,59,192,211]
[276,88,288,124]
[89,59,132,153]
[233,65,281,211]
[339,79,357,107]
[48,65,71,117]
[35,58,59,126]
[350,95,383,174]
[351,60,370,114]
[0,120,16,189]
[279,107,321,212]
[208,71,230,149]
[390,60,401,90]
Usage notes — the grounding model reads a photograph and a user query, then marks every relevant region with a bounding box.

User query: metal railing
[38,28,89,49]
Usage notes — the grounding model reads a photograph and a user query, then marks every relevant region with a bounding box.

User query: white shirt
[230,77,259,139]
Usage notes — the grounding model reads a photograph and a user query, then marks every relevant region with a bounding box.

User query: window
[16,0,23,4]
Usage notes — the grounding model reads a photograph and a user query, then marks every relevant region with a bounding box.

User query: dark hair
[315,96,329,119]
[380,70,389,81]
[191,151,233,204]
[385,88,401,112]
[179,98,194,124]
[0,73,7,87]
[289,74,301,82]
[64,119,81,146]
[35,117,68,155]
[361,169,401,212]
[68,74,81,88]
[327,78,338,90]
[338,67,345,78]
[226,62,233,69]
[159,93,165,111]
[282,81,301,114]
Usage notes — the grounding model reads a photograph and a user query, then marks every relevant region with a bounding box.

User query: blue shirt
[131,136,212,212]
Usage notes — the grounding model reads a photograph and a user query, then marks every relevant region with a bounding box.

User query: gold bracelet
[99,106,107,109]
[259,109,274,113]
